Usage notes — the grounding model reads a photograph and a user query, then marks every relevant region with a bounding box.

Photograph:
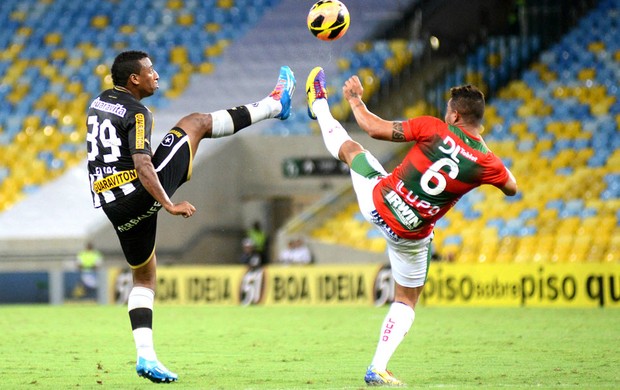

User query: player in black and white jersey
[86,51,296,383]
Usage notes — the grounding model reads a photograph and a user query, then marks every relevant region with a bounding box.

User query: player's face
[136,57,159,98]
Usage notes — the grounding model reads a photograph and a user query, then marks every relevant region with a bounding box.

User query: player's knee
[394,284,423,309]
[176,113,211,137]
[339,140,364,165]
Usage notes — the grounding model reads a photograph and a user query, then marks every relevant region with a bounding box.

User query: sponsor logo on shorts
[117,202,161,232]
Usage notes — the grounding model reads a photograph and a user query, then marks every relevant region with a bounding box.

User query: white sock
[210,109,234,138]
[370,302,415,371]
[313,99,352,159]
[134,328,156,361]
[128,287,157,361]
[251,96,281,120]
[210,97,280,138]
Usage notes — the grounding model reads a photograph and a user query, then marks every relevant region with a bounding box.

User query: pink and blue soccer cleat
[270,65,296,120]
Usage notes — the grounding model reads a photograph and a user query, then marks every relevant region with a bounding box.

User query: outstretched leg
[176,66,295,157]
[305,66,363,165]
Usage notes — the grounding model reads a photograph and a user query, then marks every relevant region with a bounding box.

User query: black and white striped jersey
[86,87,154,208]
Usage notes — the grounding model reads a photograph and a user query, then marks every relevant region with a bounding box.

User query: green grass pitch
[0,305,618,389]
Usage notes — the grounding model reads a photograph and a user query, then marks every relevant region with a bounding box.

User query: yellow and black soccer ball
[307,0,350,41]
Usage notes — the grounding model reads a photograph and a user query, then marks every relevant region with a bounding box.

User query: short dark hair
[449,84,485,125]
[111,50,149,87]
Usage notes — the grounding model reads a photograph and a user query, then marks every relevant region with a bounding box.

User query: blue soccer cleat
[270,65,296,120]
[364,365,403,386]
[136,356,178,383]
[305,66,328,120]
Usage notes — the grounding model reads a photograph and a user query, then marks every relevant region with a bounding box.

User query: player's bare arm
[500,167,518,196]
[343,75,405,142]
[132,153,196,218]
[391,122,406,141]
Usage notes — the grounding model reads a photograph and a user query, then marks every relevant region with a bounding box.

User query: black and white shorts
[103,127,193,268]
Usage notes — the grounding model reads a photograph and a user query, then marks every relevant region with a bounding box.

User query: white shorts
[350,151,433,288]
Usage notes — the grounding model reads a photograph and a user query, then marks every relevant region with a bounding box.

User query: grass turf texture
[0,305,617,389]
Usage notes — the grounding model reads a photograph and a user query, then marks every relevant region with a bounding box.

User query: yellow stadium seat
[205,40,230,57]
[91,15,109,29]
[354,41,371,53]
[531,248,551,263]
[83,46,103,60]
[177,14,194,26]
[513,251,532,263]
[16,26,32,37]
[577,68,596,81]
[217,0,234,8]
[51,48,68,61]
[120,25,135,34]
[455,248,477,264]
[587,41,605,53]
[494,250,514,263]
[205,23,221,33]
[566,251,586,263]
[476,244,498,263]
[358,68,379,99]
[44,32,62,46]
[439,243,461,261]
[170,46,189,65]
[167,0,183,10]
[585,245,606,262]
[487,53,501,68]
[371,240,387,253]
[331,101,349,122]
[10,10,27,22]
[404,101,432,119]
[197,62,215,74]
[0,43,23,61]
[590,96,615,115]
[336,57,350,72]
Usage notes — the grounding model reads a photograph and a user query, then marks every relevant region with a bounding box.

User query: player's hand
[166,201,196,218]
[343,75,364,103]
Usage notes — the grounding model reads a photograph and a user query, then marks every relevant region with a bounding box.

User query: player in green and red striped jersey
[306,67,517,386]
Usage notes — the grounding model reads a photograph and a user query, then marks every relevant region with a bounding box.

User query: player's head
[111,50,159,98]
[444,85,485,128]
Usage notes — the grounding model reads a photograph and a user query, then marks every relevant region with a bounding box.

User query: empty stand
[0,0,280,212]
[310,0,619,264]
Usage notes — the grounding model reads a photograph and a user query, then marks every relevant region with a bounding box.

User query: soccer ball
[307,0,350,41]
